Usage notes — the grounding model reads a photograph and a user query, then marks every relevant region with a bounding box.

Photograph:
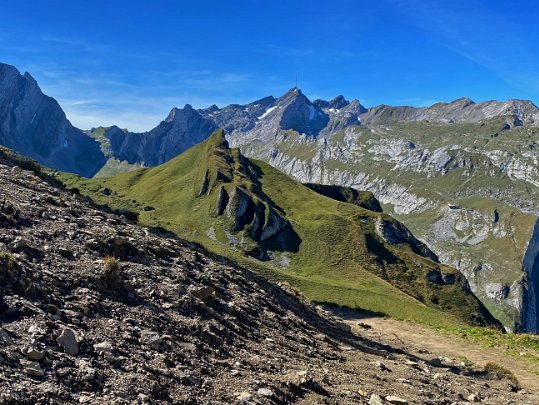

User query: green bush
[100,256,122,288]
[484,362,519,388]
[0,251,14,270]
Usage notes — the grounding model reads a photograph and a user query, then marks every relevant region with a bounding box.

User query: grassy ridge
[59,130,499,330]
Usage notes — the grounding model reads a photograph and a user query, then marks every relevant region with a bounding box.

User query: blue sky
[1,0,539,131]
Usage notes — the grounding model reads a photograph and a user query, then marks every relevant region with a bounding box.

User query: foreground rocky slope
[0,146,536,404]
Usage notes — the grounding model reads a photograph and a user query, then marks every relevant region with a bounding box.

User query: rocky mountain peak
[451,97,475,106]
[271,88,329,136]
[0,63,20,81]
[346,99,368,114]
[0,63,105,177]
[203,103,220,114]
[22,71,39,87]
[276,87,307,104]
[329,95,349,109]
[164,104,199,123]
[313,99,329,109]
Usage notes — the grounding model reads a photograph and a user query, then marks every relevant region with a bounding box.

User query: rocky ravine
[0,142,536,404]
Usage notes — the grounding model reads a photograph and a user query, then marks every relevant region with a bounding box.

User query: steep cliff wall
[0,63,105,176]
[521,218,539,333]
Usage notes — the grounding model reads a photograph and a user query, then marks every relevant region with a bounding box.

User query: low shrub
[484,362,519,388]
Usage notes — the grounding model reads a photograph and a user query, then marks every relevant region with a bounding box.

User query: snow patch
[258,106,278,120]
[308,105,317,121]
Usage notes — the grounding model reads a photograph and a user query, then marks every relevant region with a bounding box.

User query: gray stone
[93,341,114,354]
[369,393,384,405]
[236,392,252,401]
[375,361,391,372]
[20,359,44,377]
[386,396,408,405]
[141,330,162,349]
[25,348,44,360]
[190,286,215,301]
[257,388,273,397]
[467,393,481,402]
[56,328,79,355]
[0,328,12,344]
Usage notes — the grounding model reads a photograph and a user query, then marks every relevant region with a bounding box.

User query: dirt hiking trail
[342,313,539,395]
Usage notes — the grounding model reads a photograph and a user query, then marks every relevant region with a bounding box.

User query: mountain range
[1,115,534,404]
[1,62,539,333]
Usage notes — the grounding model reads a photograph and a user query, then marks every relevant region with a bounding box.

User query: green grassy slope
[59,130,500,330]
[85,126,141,178]
[241,118,539,330]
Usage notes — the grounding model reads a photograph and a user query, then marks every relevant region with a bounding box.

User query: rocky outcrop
[104,105,218,166]
[520,219,539,333]
[194,131,292,255]
[304,183,383,212]
[226,186,257,231]
[217,180,289,244]
[375,217,439,263]
[0,63,105,176]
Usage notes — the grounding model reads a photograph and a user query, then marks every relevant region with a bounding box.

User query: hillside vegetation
[59,130,499,330]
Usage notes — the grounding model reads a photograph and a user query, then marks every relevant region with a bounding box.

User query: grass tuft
[0,251,14,270]
[484,362,520,388]
[100,256,122,288]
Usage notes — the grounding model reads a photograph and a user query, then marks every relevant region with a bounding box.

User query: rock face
[224,185,288,242]
[304,183,383,212]
[374,217,439,263]
[1,146,532,404]
[103,105,218,166]
[521,219,539,333]
[0,63,106,177]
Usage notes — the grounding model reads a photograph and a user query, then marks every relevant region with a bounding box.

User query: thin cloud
[63,109,166,132]
[41,36,108,53]
[395,0,539,94]
[256,45,367,59]
[399,97,442,107]
[42,36,83,46]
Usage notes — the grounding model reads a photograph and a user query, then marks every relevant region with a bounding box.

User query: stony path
[344,315,539,398]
